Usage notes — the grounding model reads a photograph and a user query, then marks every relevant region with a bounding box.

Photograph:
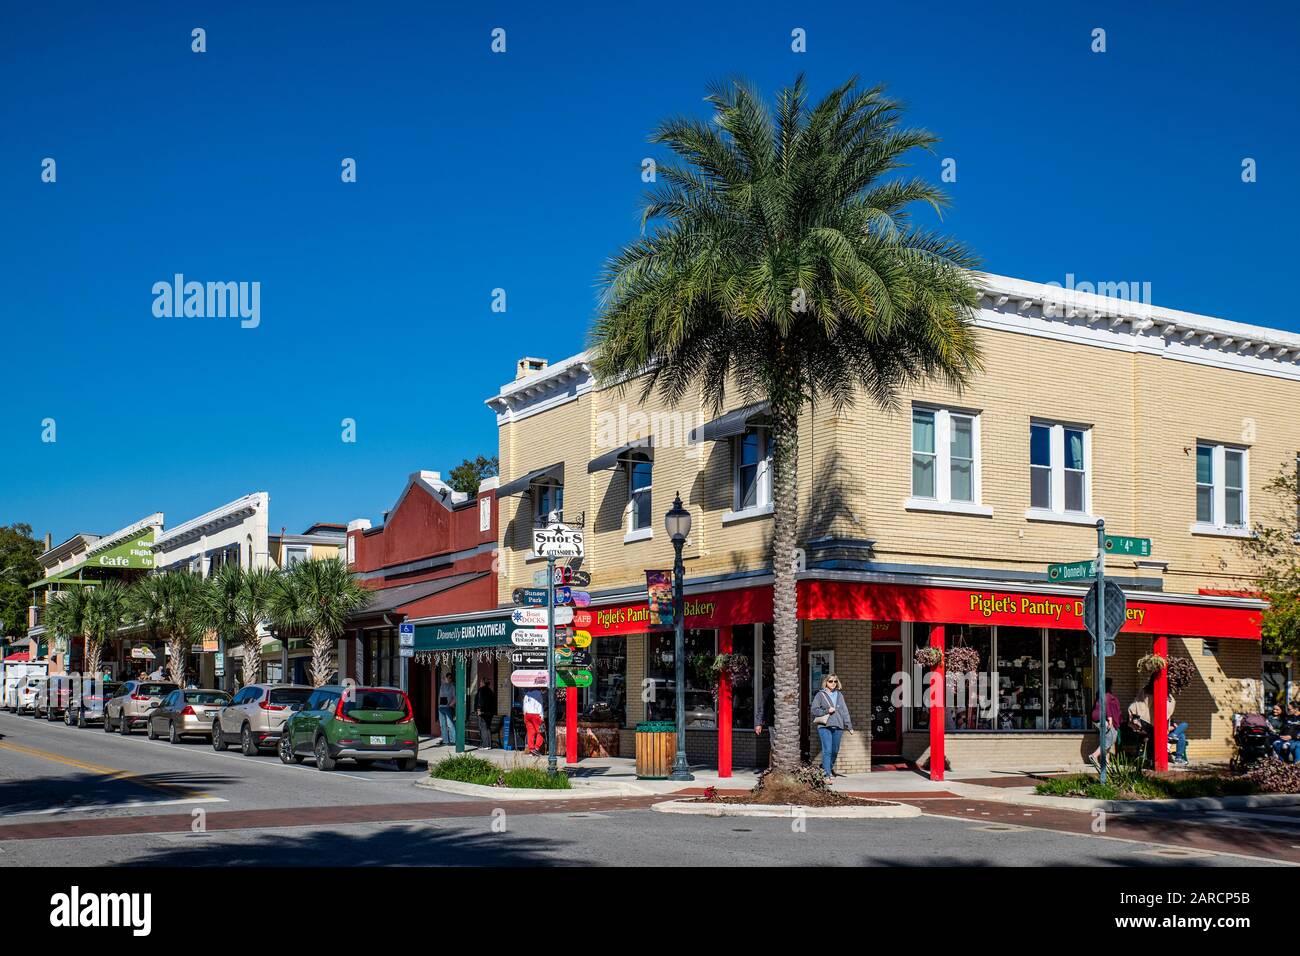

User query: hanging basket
[1166,656,1196,697]
[1137,653,1168,681]
[914,646,943,669]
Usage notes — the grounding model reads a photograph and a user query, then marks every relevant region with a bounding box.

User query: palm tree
[127,574,168,670]
[148,571,204,685]
[589,76,983,774]
[195,564,278,688]
[272,557,369,687]
[83,581,129,680]
[44,586,91,674]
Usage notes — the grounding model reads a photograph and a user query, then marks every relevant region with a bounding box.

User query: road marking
[0,739,211,799]
[15,796,227,817]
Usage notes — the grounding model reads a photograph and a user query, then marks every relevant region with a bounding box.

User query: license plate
[368,736,387,745]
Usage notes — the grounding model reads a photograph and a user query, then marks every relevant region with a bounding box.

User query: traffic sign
[533,524,585,558]
[554,669,592,689]
[553,586,572,605]
[1047,560,1097,583]
[572,629,591,649]
[555,647,592,668]
[512,588,550,607]
[532,570,550,587]
[1083,580,1128,642]
[399,646,414,659]
[553,566,573,585]
[568,570,591,587]
[570,590,591,607]
[509,650,548,668]
[552,606,574,626]
[399,622,415,647]
[510,629,550,648]
[1104,535,1152,558]
[510,669,549,689]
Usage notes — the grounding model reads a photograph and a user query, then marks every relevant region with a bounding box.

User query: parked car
[34,674,75,720]
[14,676,45,715]
[104,680,179,735]
[2,662,48,711]
[213,683,313,755]
[147,688,231,743]
[65,680,122,728]
[279,685,419,771]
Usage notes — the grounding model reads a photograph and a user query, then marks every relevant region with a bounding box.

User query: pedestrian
[475,677,497,750]
[809,673,853,780]
[523,687,545,755]
[1268,703,1300,763]
[754,680,777,761]
[436,671,456,746]
[1087,677,1122,767]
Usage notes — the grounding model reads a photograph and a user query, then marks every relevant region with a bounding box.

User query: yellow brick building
[481,274,1290,773]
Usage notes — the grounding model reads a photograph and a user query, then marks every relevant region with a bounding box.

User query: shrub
[1242,756,1300,794]
[430,753,571,789]
[500,766,571,789]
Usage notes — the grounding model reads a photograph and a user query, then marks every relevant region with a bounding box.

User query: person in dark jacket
[475,677,497,750]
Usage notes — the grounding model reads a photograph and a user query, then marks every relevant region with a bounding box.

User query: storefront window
[364,627,399,687]
[727,625,762,728]
[645,628,717,727]
[1048,630,1093,729]
[914,625,992,730]
[996,627,1044,729]
[582,636,627,725]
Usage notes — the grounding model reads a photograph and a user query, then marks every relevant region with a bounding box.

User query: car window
[269,688,312,706]
[138,682,176,697]
[184,691,229,705]
[232,688,254,705]
[343,689,409,713]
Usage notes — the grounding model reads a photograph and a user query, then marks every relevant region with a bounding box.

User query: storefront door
[870,648,902,757]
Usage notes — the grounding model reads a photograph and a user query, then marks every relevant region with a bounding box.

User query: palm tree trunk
[167,637,187,685]
[84,636,102,680]
[309,632,334,687]
[241,636,262,687]
[769,397,801,772]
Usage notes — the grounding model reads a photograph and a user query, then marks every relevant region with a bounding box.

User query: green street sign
[1047,560,1097,583]
[1104,535,1152,557]
[554,669,592,688]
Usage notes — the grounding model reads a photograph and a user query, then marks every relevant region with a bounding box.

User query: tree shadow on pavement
[0,768,240,815]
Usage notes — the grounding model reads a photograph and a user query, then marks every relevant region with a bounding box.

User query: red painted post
[929,623,945,782]
[565,685,579,765]
[718,626,733,778]
[1152,636,1169,771]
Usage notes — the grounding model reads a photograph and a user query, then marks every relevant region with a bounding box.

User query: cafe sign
[89,528,156,570]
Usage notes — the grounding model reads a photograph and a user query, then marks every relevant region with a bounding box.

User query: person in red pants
[523,688,545,754]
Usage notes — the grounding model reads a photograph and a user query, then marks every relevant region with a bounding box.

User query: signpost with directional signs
[1047,560,1097,583]
[1104,534,1152,558]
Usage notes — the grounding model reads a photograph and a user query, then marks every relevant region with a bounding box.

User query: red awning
[3,652,31,662]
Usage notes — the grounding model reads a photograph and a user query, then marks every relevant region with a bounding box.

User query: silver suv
[213,683,313,756]
[104,680,179,735]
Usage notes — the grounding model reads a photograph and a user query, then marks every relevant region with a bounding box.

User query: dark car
[66,680,122,728]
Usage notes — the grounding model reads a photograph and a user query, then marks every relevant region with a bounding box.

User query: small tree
[1239,461,1300,657]
[45,586,91,673]
[83,581,129,679]
[195,564,279,688]
[447,455,499,497]
[273,557,369,687]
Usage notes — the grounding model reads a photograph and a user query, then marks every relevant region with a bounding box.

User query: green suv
[279,685,420,772]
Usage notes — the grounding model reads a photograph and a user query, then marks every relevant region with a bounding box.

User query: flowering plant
[914,646,943,669]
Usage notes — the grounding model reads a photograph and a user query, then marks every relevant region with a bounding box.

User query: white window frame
[1190,442,1251,537]
[625,455,654,542]
[724,427,773,523]
[905,405,991,517]
[284,545,309,569]
[527,479,566,560]
[1025,420,1094,525]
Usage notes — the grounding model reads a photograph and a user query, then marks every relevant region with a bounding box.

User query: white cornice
[84,513,164,557]
[152,492,268,551]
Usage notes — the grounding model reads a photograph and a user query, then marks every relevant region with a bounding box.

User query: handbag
[813,691,832,726]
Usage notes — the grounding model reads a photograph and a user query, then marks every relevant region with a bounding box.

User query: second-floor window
[1196,442,1246,529]
[912,407,978,504]
[1029,421,1090,515]
[284,545,308,568]
[535,479,563,526]
[733,427,771,511]
[627,455,653,532]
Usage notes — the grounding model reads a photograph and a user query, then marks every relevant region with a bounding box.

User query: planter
[635,721,677,779]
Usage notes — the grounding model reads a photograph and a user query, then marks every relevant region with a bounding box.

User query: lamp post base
[668,751,694,781]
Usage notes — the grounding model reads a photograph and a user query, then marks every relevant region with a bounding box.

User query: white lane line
[15,796,228,817]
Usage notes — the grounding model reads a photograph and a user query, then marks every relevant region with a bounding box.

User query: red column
[929,623,945,782]
[718,627,733,778]
[1153,636,1169,771]
[565,685,579,765]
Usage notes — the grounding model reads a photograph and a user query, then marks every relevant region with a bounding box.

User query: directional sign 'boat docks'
[511,606,573,627]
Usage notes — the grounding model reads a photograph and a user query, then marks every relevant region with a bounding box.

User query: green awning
[414,615,516,652]
[28,568,103,589]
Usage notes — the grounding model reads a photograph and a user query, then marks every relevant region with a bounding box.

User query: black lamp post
[665,492,695,781]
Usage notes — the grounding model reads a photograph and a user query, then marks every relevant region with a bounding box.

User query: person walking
[1087,677,1123,767]
[523,687,545,755]
[809,674,853,780]
[1128,677,1179,764]
[755,680,777,762]
[475,677,497,750]
[436,672,457,747]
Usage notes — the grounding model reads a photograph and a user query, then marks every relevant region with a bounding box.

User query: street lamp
[665,492,694,781]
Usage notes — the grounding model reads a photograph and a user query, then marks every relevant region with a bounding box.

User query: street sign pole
[546,554,557,776]
[1095,518,1107,785]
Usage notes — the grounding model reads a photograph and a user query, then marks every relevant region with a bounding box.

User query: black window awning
[587,437,653,474]
[497,462,564,498]
[689,401,770,443]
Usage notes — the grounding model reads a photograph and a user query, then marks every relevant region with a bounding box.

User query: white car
[15,677,44,715]
[2,662,48,711]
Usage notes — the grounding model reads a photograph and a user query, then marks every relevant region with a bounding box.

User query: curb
[415,776,650,801]
[650,798,922,819]
[941,783,1300,813]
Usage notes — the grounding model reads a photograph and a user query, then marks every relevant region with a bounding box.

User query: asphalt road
[0,711,1291,867]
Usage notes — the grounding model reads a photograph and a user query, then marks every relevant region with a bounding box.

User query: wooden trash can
[635,721,677,779]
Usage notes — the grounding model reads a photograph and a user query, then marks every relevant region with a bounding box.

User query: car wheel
[77,710,87,729]
[314,736,336,771]
[119,713,131,735]
[240,724,259,756]
[398,756,419,772]
[169,722,181,745]
[212,721,228,751]
[279,733,303,764]
[147,719,159,740]
[47,705,57,721]
[103,712,113,733]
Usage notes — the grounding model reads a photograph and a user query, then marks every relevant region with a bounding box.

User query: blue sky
[2,1,1295,544]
